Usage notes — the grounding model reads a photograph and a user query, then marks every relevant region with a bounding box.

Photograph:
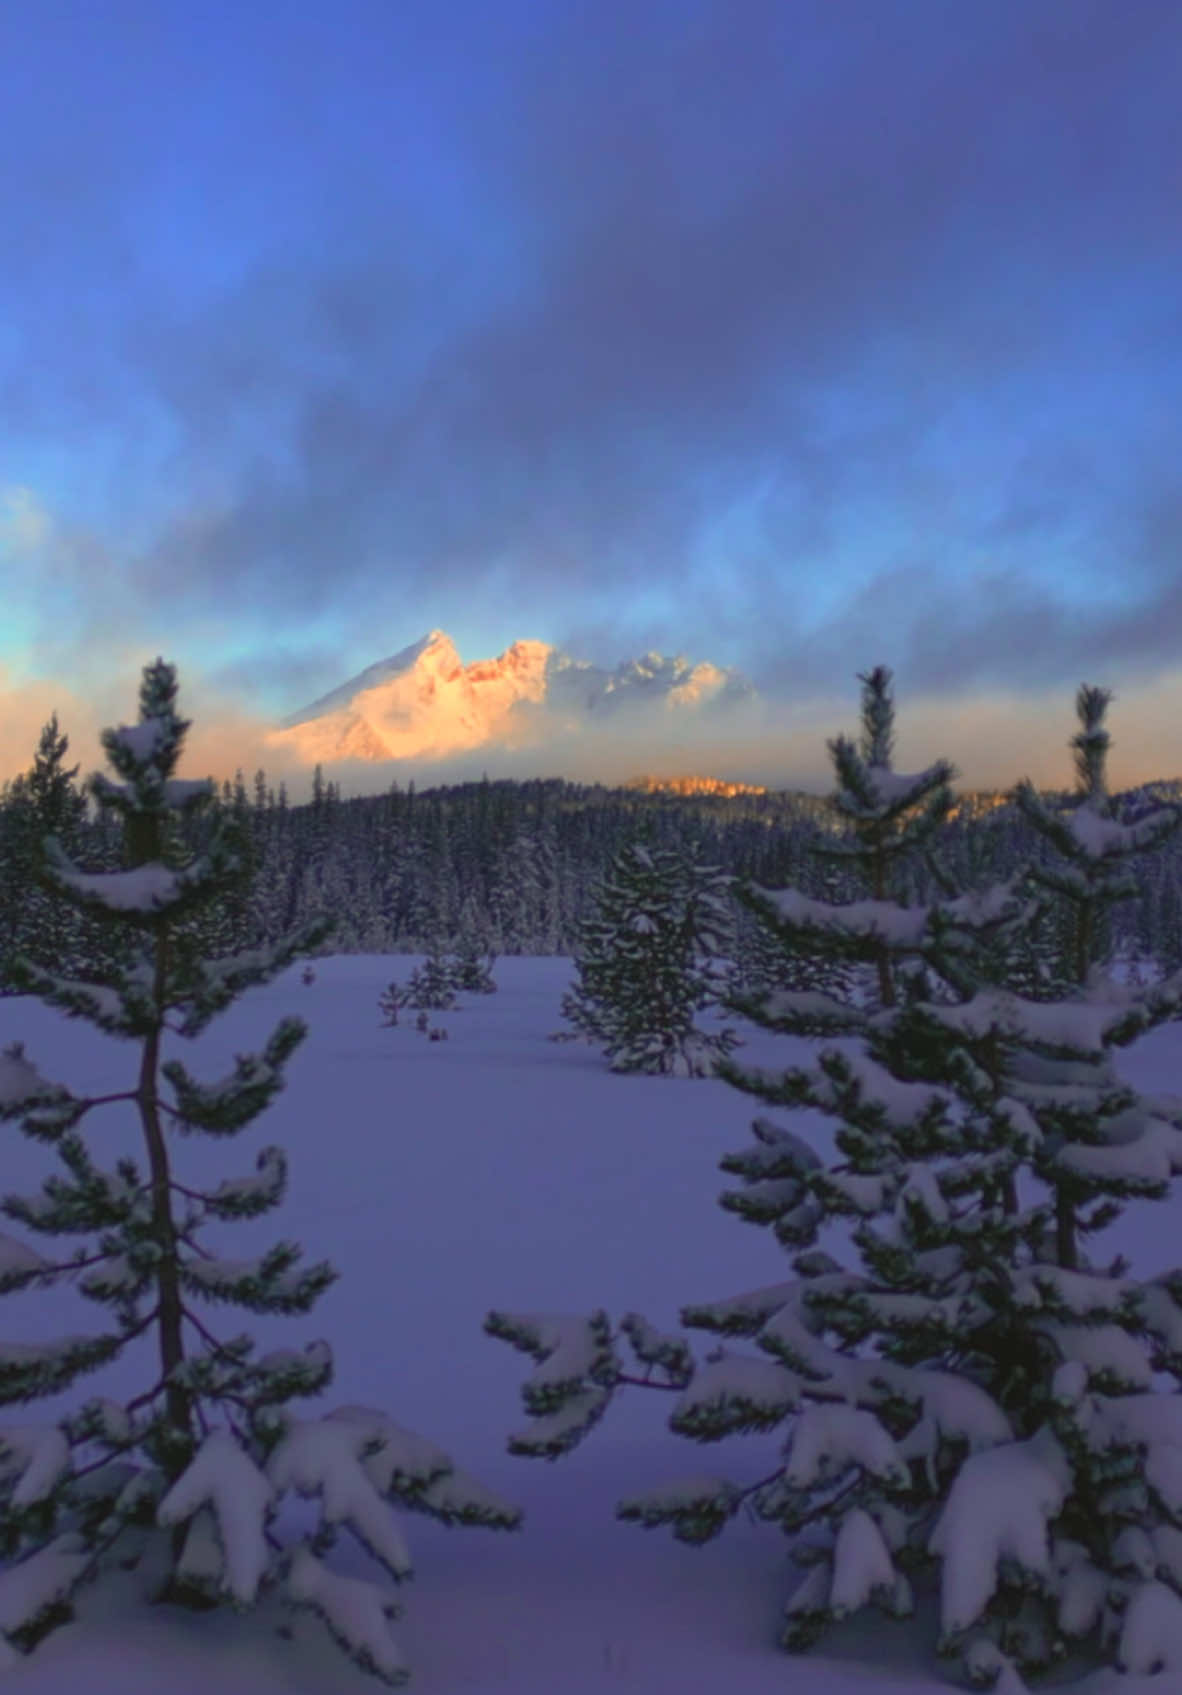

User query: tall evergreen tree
[383,939,457,1014]
[817,664,956,1008]
[489,674,1182,1687]
[1014,686,1182,1269]
[561,836,736,1077]
[26,714,86,844]
[729,861,853,1007]
[0,661,518,1681]
[0,715,91,987]
[447,901,498,995]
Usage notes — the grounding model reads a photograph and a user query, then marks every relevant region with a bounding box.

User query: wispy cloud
[4,649,1181,803]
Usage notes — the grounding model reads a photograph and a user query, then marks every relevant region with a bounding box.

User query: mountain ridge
[268,629,754,767]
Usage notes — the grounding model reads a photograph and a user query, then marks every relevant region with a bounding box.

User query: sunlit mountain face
[268,629,754,767]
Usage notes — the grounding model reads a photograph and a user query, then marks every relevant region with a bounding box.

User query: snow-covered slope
[268,630,753,765]
[0,958,1174,1693]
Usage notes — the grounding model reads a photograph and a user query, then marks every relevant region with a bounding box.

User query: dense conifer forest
[3,726,1182,982]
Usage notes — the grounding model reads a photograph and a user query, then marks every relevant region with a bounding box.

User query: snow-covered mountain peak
[269,630,752,767]
[277,630,463,731]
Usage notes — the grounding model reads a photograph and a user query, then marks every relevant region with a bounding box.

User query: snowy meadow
[6,662,1182,1695]
[0,952,1177,1695]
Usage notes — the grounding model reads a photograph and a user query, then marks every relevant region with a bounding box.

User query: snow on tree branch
[286,1544,409,1687]
[156,1429,273,1605]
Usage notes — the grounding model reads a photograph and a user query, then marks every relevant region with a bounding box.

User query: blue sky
[3,0,1181,789]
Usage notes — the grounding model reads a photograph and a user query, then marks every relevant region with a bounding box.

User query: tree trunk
[1055,1188,1078,1270]
[1055,896,1096,1270]
[872,850,895,1009]
[139,927,190,1471]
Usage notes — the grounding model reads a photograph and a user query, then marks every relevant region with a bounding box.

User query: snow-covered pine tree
[217,770,258,954]
[720,664,955,1037]
[383,938,457,1015]
[560,835,737,1077]
[488,673,1182,1687]
[1155,877,1182,977]
[447,896,497,995]
[447,942,497,996]
[0,715,93,990]
[1013,686,1182,1269]
[487,831,536,956]
[729,860,853,1008]
[0,660,519,1682]
[816,663,956,1006]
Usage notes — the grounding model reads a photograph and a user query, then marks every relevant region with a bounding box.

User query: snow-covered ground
[0,955,1177,1694]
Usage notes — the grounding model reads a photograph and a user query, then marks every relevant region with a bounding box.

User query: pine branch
[612,1372,687,1392]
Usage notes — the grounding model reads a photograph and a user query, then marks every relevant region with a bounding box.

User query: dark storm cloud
[8,0,1182,709]
[745,563,1182,707]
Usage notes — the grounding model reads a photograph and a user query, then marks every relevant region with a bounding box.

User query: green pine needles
[0,660,519,1682]
[561,836,737,1076]
[490,669,1182,1687]
[0,713,95,991]
[378,932,498,1022]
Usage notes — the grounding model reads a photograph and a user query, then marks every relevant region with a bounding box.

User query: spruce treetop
[824,664,956,881]
[1071,683,1114,804]
[86,661,215,869]
[857,664,895,769]
[1013,683,1182,993]
[562,834,736,1076]
[28,714,81,832]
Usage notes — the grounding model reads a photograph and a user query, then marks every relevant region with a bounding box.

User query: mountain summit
[268,631,752,766]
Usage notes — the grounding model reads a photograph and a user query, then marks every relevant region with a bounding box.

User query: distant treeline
[4,739,1182,976]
